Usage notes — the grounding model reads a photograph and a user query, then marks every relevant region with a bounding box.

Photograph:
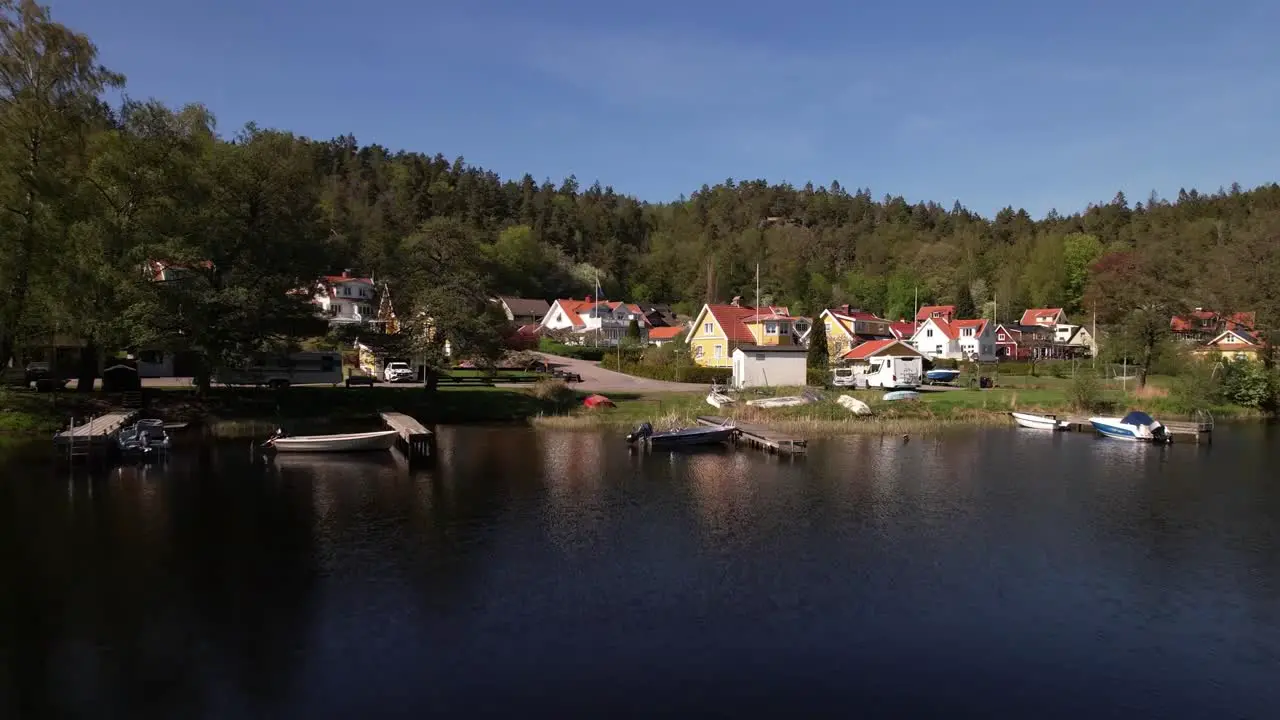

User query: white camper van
[856,356,922,389]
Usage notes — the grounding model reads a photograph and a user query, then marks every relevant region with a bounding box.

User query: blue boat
[1089,411,1171,443]
[626,422,736,449]
[924,369,960,384]
[882,390,920,402]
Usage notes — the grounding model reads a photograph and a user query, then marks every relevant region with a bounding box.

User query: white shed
[731,345,809,389]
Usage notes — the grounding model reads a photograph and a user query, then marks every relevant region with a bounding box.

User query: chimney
[342,269,352,278]
[584,296,592,303]
[839,304,851,315]
[730,295,741,307]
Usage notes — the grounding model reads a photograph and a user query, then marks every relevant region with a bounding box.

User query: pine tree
[807,318,828,369]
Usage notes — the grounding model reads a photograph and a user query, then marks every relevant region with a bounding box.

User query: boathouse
[731,345,808,389]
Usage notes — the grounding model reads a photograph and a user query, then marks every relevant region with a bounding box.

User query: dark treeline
[3,0,1279,388]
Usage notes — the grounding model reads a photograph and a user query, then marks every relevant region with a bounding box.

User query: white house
[1062,326,1098,356]
[910,318,996,361]
[493,296,551,325]
[315,271,377,325]
[539,298,649,346]
[731,345,808,389]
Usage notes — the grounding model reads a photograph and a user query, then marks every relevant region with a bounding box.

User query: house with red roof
[686,301,796,367]
[1171,308,1256,343]
[1195,328,1263,362]
[313,270,377,325]
[538,297,650,346]
[1019,308,1066,328]
[838,339,926,365]
[910,317,996,361]
[647,325,687,347]
[816,305,894,362]
[915,305,956,324]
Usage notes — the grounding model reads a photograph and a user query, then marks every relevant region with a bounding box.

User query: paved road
[534,353,708,394]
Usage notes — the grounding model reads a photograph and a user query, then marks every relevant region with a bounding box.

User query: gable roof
[1019,308,1065,327]
[840,339,926,360]
[324,274,374,286]
[888,321,915,339]
[546,298,648,327]
[915,305,955,322]
[914,316,957,340]
[497,296,551,317]
[693,303,790,343]
[1206,329,1260,347]
[952,319,989,336]
[994,323,1022,339]
[648,326,685,341]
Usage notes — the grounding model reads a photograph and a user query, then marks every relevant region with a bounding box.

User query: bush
[531,378,577,408]
[1168,361,1221,413]
[1067,372,1103,411]
[617,363,730,384]
[538,337,607,362]
[1219,359,1274,408]
[807,367,831,387]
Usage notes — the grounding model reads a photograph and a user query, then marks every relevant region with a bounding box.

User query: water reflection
[0,424,1278,716]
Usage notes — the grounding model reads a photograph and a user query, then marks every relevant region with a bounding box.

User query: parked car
[383,361,414,383]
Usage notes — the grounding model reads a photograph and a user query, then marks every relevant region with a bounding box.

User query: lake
[2,423,1278,718]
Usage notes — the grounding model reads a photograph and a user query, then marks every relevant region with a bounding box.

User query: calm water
[2,423,1278,718]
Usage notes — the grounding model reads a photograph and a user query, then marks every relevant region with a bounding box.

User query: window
[139,350,164,364]
[963,328,974,337]
[998,334,1005,341]
[935,345,943,354]
[926,329,933,338]
[704,322,713,334]
[694,346,705,358]
[342,286,351,296]
[764,321,778,335]
[713,345,723,359]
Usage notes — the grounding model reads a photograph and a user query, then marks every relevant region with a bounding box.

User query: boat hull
[270,430,399,453]
[837,395,873,416]
[1010,412,1066,431]
[745,396,813,408]
[706,391,735,409]
[882,391,919,402]
[631,425,737,449]
[1088,416,1170,443]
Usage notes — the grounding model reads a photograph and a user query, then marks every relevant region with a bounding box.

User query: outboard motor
[625,422,654,444]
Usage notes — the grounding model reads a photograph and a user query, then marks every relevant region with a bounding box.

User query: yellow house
[817,307,894,362]
[1195,329,1263,362]
[685,303,794,367]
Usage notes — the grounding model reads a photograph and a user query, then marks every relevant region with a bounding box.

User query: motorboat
[264,428,399,453]
[882,390,920,402]
[745,390,821,408]
[836,394,873,416]
[116,419,171,454]
[1009,411,1069,431]
[625,422,736,449]
[1089,411,1171,443]
[924,369,961,385]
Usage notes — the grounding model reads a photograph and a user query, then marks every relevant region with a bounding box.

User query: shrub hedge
[617,363,730,384]
[538,337,607,362]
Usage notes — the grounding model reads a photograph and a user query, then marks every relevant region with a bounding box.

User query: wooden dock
[379,412,436,462]
[53,410,140,460]
[697,415,807,455]
[1061,416,1212,443]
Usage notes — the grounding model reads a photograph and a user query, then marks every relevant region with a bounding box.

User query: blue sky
[51,0,1280,217]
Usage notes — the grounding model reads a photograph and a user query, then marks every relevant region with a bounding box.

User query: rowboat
[706,389,736,408]
[1089,411,1171,443]
[745,391,820,408]
[882,390,920,402]
[625,422,736,449]
[264,429,399,453]
[1009,411,1069,431]
[836,394,873,416]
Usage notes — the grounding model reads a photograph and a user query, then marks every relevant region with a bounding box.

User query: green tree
[1086,250,1185,388]
[1062,233,1103,312]
[0,0,124,367]
[807,316,828,369]
[626,316,641,341]
[952,276,977,319]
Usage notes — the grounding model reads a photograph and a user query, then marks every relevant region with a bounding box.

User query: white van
[856,356,922,389]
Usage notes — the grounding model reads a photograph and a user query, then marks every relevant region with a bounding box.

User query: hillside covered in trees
[2,0,1278,384]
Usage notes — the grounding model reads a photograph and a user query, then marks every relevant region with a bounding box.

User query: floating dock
[697,415,807,455]
[53,410,140,459]
[1061,416,1212,443]
[379,412,436,462]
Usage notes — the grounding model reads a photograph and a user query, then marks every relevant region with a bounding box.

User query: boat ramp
[697,415,807,455]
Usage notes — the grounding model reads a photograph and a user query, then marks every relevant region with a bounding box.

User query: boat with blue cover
[924,368,961,384]
[1089,410,1171,443]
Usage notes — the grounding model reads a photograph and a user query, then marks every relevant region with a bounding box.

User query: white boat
[836,394,873,416]
[1089,411,1171,443]
[745,392,819,409]
[706,389,736,408]
[1009,411,1069,431]
[264,429,399,453]
[882,390,919,402]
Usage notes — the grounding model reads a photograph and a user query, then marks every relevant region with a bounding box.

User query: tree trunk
[424,368,439,393]
[0,335,15,374]
[1138,342,1153,388]
[75,342,99,392]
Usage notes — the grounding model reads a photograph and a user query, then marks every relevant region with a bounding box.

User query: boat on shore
[745,391,820,409]
[625,422,736,449]
[264,428,399,453]
[836,395,873,416]
[1010,411,1069,431]
[706,387,736,408]
[924,369,961,385]
[1089,411,1171,443]
[882,390,920,402]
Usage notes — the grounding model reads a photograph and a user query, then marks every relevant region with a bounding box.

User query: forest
[2,0,1279,389]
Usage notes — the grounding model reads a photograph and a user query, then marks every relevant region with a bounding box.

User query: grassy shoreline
[2,379,1268,440]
